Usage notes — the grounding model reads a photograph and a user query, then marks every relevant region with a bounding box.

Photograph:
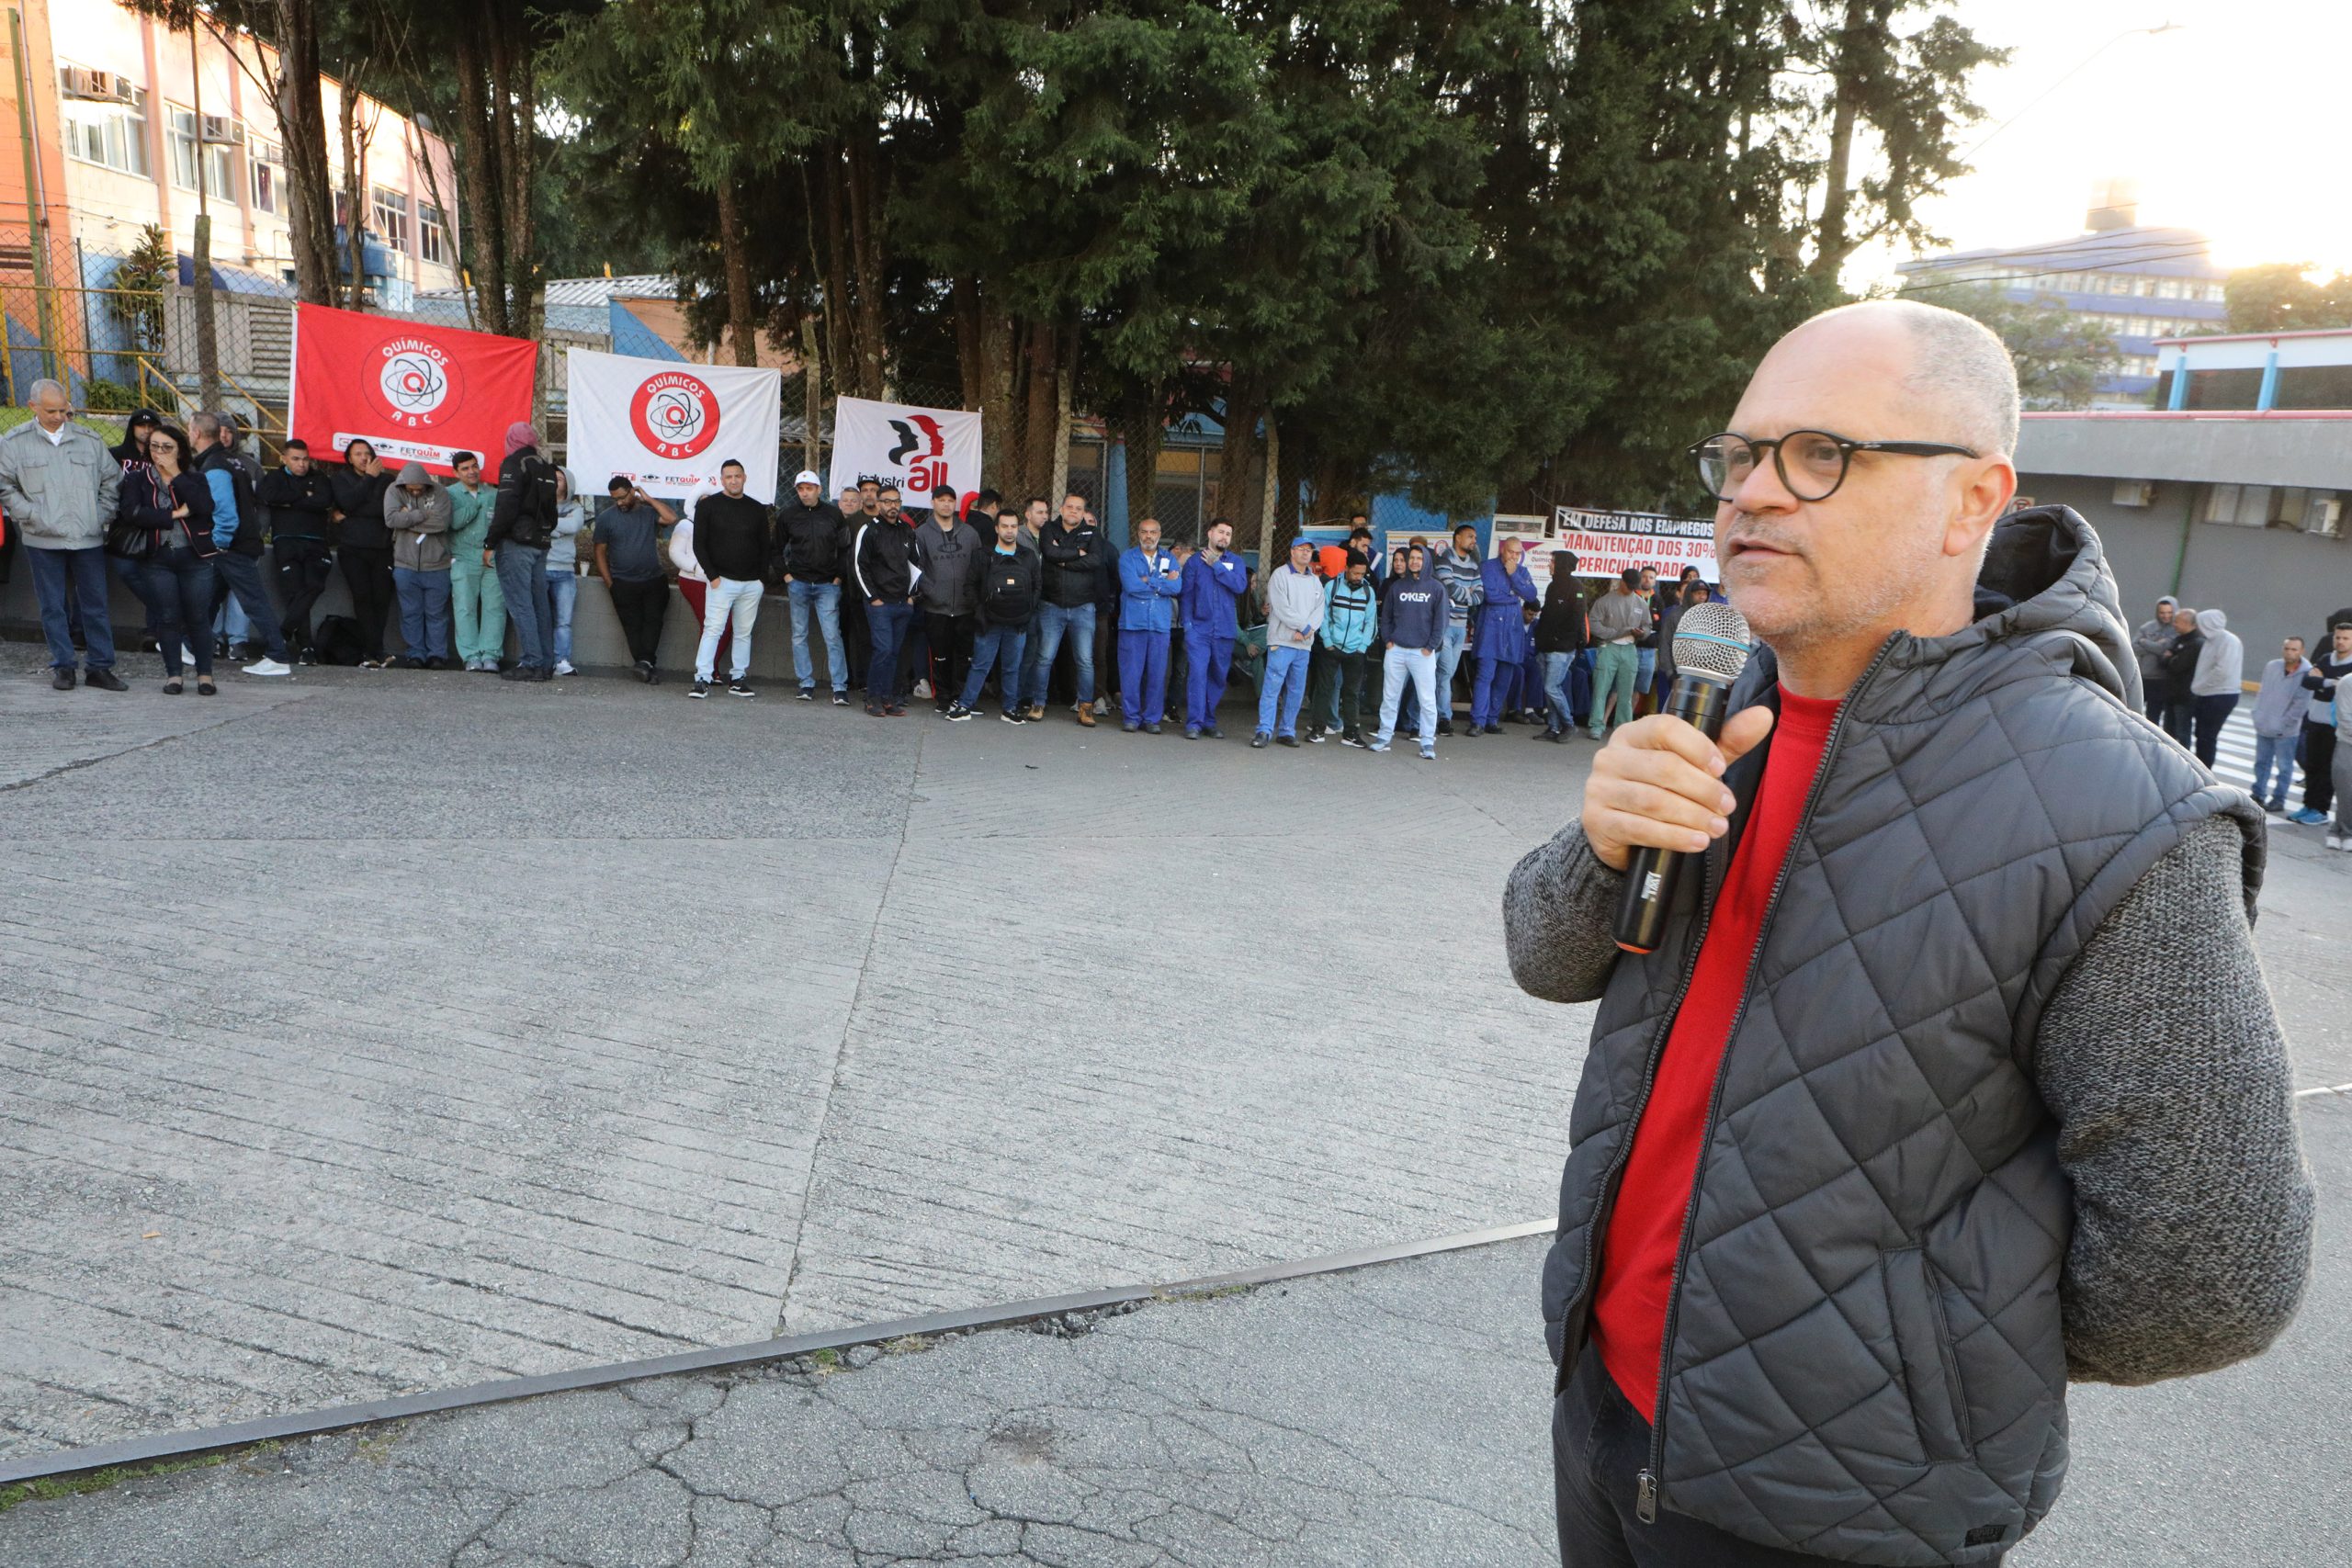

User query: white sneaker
[242,657,291,676]
[1092,697,1111,716]
[554,659,576,676]
[2329,832,2346,852]
[913,678,933,699]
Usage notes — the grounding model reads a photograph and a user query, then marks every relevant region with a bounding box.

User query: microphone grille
[1671,599,1755,682]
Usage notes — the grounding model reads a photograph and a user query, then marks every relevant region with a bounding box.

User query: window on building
[418,201,447,265]
[371,186,410,252]
[2202,483,2275,527]
[2155,277,2183,299]
[250,141,283,214]
[166,106,238,196]
[59,73,151,176]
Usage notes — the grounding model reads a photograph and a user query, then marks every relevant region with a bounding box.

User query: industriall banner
[565,348,784,504]
[827,394,983,506]
[287,302,537,476]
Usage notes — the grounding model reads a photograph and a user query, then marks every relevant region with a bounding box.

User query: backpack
[311,615,367,666]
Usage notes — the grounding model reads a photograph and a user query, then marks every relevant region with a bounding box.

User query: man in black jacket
[947,510,1040,723]
[775,468,851,702]
[1531,548,1588,741]
[853,488,922,716]
[688,459,772,698]
[485,421,560,680]
[1021,491,1105,726]
[258,439,336,663]
[2156,602,2202,746]
[190,412,292,674]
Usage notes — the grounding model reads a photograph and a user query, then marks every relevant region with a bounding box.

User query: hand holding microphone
[1579,602,1774,953]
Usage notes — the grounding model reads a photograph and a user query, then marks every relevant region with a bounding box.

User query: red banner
[288,303,537,476]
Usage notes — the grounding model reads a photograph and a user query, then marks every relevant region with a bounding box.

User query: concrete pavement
[4,1093,2346,1565]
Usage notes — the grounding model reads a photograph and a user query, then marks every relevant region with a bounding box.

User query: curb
[0,1218,1555,1488]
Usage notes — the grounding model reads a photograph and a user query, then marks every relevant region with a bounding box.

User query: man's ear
[1944,456,2017,560]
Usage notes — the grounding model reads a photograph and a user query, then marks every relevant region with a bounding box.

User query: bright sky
[1861,0,2350,287]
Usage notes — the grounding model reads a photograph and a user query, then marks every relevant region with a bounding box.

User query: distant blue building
[1896,183,2228,407]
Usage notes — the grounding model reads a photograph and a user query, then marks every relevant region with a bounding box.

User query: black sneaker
[1251,732,1270,749]
[51,668,75,691]
[832,692,851,706]
[1306,730,1326,744]
[690,678,712,699]
[1000,710,1024,724]
[728,679,756,697]
[646,668,662,686]
[797,687,815,702]
[1437,719,1453,736]
[1204,726,1225,740]
[1339,733,1366,749]
[1277,735,1301,749]
[635,660,655,683]
[1145,722,1162,735]
[944,703,973,722]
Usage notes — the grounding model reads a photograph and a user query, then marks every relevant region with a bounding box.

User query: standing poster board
[567,348,783,502]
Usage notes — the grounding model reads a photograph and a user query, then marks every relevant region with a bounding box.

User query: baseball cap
[795,468,820,487]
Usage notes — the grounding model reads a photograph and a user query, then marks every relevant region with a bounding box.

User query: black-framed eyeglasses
[1690,429,1979,503]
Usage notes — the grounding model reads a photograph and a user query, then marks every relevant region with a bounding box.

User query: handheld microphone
[1612,600,1755,955]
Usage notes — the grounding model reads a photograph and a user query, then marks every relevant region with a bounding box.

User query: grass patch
[0,1439,286,1513]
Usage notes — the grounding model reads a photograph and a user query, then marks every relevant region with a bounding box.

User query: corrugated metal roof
[417,275,684,309]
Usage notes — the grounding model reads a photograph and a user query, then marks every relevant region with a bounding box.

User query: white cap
[795,468,820,487]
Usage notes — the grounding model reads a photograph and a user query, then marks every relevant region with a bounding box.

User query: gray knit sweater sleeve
[2035,813,2315,1385]
[1502,821,1626,1004]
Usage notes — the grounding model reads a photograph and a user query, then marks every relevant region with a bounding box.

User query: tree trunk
[1222,381,1267,549]
[951,276,982,412]
[843,130,887,399]
[451,29,508,333]
[980,302,1015,487]
[187,23,220,409]
[1119,379,1165,533]
[337,83,368,311]
[1018,317,1059,503]
[1810,0,1868,282]
[271,0,337,304]
[799,312,823,474]
[820,146,853,402]
[1048,325,1073,510]
[714,178,758,367]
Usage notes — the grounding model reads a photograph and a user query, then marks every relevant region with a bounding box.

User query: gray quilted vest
[1543,507,2262,1565]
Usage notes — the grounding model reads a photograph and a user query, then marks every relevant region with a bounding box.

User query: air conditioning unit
[2111,479,2155,508]
[107,75,140,104]
[199,115,244,145]
[60,66,102,99]
[2305,495,2343,538]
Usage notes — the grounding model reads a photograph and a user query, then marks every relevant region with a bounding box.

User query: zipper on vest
[1639,637,1896,1526]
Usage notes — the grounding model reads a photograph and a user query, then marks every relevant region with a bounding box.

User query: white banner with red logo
[827,395,983,509]
[565,348,784,503]
[288,302,537,476]
[1552,507,1719,581]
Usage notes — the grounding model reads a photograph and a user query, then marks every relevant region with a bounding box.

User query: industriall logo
[365,337,462,429]
[631,371,722,460]
[887,414,944,465]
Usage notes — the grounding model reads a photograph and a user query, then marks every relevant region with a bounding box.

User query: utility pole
[187,18,220,411]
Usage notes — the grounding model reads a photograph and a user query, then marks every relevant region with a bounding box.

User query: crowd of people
[2133,592,2352,847]
[4,382,1728,759]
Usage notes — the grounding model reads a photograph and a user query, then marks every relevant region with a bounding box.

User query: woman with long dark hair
[118,422,220,694]
[332,436,397,667]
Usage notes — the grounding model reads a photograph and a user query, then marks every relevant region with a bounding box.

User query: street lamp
[1962,21,2187,161]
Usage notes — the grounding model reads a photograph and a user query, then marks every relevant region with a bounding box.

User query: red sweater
[1591,687,1842,1418]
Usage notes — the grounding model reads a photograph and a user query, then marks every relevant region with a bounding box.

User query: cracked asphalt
[7,1101,2350,1568]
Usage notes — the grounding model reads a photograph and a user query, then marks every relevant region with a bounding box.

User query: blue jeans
[547,570,578,665]
[1543,651,1578,733]
[1023,601,1096,707]
[1375,645,1438,747]
[1635,646,1657,705]
[141,547,219,677]
[867,601,916,705]
[494,543,552,671]
[962,623,1028,714]
[1119,628,1170,725]
[395,566,453,660]
[28,545,118,671]
[1184,628,1234,730]
[1257,643,1312,738]
[2252,733,2294,805]
[1432,622,1467,726]
[210,550,287,660]
[789,579,847,692]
